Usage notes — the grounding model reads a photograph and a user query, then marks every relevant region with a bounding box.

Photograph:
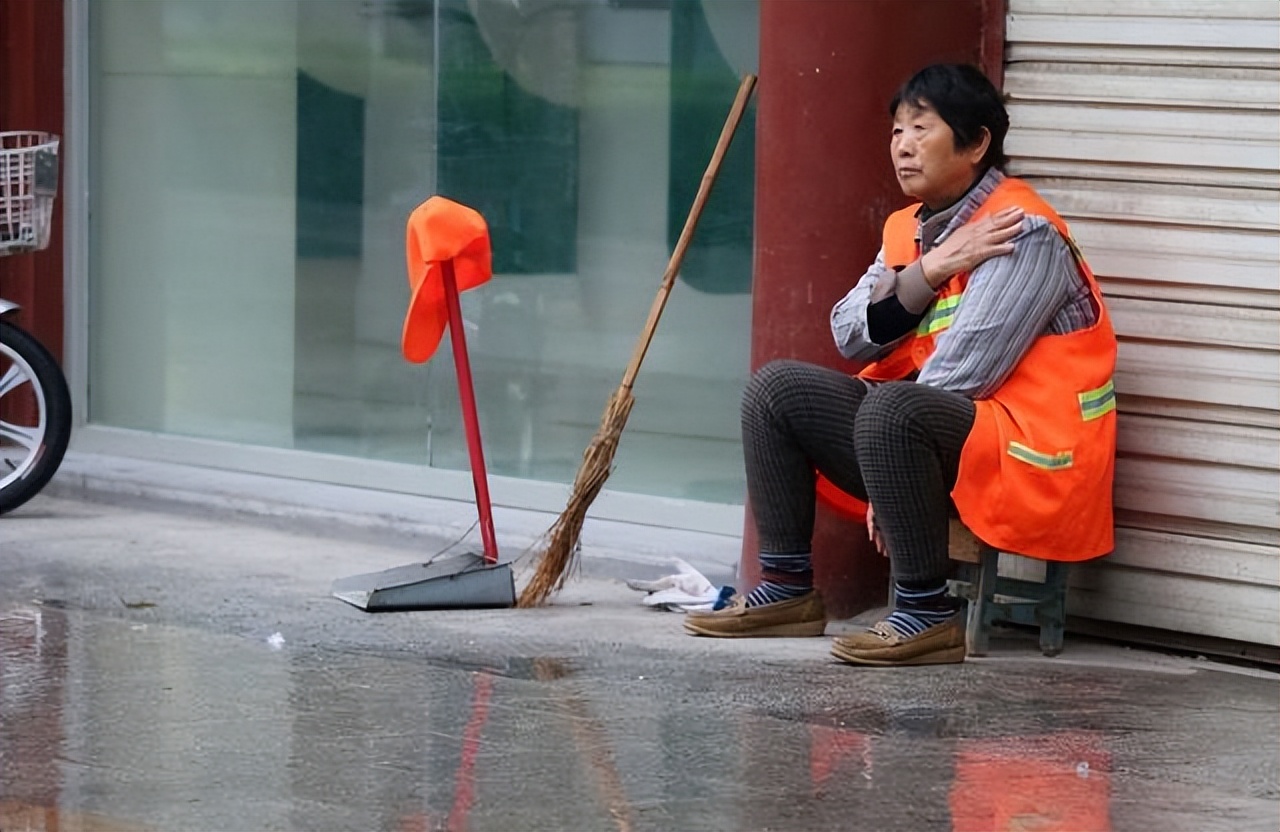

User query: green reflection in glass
[669,0,755,295]
[296,71,365,259]
[436,0,579,274]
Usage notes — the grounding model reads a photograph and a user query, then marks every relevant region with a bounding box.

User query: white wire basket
[0,131,60,256]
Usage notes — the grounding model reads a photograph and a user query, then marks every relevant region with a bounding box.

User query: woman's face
[890,102,989,210]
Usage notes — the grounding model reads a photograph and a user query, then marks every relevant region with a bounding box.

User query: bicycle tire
[0,319,72,515]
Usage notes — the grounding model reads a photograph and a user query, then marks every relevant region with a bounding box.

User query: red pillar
[0,0,66,362]
[748,0,1003,618]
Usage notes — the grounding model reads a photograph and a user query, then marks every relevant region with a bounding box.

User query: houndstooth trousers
[741,359,976,583]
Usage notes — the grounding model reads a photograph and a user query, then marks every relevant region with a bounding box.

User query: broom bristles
[516,76,756,608]
[517,389,636,607]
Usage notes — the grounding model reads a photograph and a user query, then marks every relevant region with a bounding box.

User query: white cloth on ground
[625,558,719,612]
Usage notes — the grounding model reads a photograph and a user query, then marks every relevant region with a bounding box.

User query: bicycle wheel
[0,319,72,515]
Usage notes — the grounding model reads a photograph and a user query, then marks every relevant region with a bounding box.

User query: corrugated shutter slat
[1004,0,1279,647]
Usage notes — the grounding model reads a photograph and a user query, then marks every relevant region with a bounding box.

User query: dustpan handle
[441,259,500,564]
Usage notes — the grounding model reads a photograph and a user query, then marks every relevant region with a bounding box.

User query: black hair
[889,64,1009,171]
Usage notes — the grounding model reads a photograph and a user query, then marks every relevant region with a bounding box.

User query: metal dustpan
[333,207,514,612]
[332,552,514,612]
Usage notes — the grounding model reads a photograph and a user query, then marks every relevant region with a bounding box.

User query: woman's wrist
[920,251,948,289]
[894,261,938,313]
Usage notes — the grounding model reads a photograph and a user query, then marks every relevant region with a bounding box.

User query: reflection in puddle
[809,724,873,796]
[0,800,148,832]
[396,663,632,832]
[1,607,66,826]
[438,671,494,832]
[1,607,147,832]
[418,655,575,681]
[950,732,1111,832]
[803,724,1112,831]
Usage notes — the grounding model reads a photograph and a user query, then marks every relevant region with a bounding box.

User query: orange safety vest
[843,177,1118,561]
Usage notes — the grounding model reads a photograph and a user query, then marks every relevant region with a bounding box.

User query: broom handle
[619,73,757,392]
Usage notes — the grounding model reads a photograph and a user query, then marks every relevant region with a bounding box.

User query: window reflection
[90,0,757,505]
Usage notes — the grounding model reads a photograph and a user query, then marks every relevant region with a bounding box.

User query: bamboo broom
[518,73,758,608]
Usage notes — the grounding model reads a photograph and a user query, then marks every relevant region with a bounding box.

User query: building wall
[1002,0,1279,649]
[69,0,758,536]
[0,0,65,361]
[5,0,1005,617]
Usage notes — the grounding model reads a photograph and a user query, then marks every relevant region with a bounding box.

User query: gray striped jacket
[830,168,1097,400]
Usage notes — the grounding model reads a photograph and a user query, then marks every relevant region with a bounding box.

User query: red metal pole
[440,259,499,564]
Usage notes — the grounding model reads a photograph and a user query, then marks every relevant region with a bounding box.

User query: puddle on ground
[416,654,575,681]
[0,801,149,832]
[1,603,1274,832]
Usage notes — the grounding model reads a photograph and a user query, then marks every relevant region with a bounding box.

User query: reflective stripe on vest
[1007,441,1074,470]
[1079,379,1116,422]
[917,293,961,336]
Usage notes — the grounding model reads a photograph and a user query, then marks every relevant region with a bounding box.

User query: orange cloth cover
[402,196,493,363]
[815,475,867,523]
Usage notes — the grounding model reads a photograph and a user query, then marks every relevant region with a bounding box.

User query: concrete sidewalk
[2,470,1278,831]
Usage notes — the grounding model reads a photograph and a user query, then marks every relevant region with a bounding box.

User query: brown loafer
[830,614,966,666]
[684,591,827,638]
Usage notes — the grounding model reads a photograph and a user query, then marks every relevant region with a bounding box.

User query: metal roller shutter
[1002,0,1279,647]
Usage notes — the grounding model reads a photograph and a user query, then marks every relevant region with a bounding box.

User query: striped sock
[880,580,959,637]
[744,552,813,608]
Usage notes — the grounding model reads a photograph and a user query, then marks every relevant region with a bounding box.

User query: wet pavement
[2,494,1278,831]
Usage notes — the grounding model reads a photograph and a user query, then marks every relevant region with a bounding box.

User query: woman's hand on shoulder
[920,206,1024,289]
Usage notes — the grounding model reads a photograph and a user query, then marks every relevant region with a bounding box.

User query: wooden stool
[947,520,1069,657]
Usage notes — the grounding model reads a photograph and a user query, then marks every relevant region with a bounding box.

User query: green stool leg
[1037,562,1069,657]
[965,547,999,657]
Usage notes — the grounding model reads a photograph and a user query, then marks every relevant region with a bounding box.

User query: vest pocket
[1006,441,1074,471]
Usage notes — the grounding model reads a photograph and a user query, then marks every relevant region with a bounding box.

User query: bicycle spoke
[0,419,40,450]
[0,363,32,399]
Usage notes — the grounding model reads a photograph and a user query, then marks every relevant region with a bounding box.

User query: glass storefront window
[89,0,757,505]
